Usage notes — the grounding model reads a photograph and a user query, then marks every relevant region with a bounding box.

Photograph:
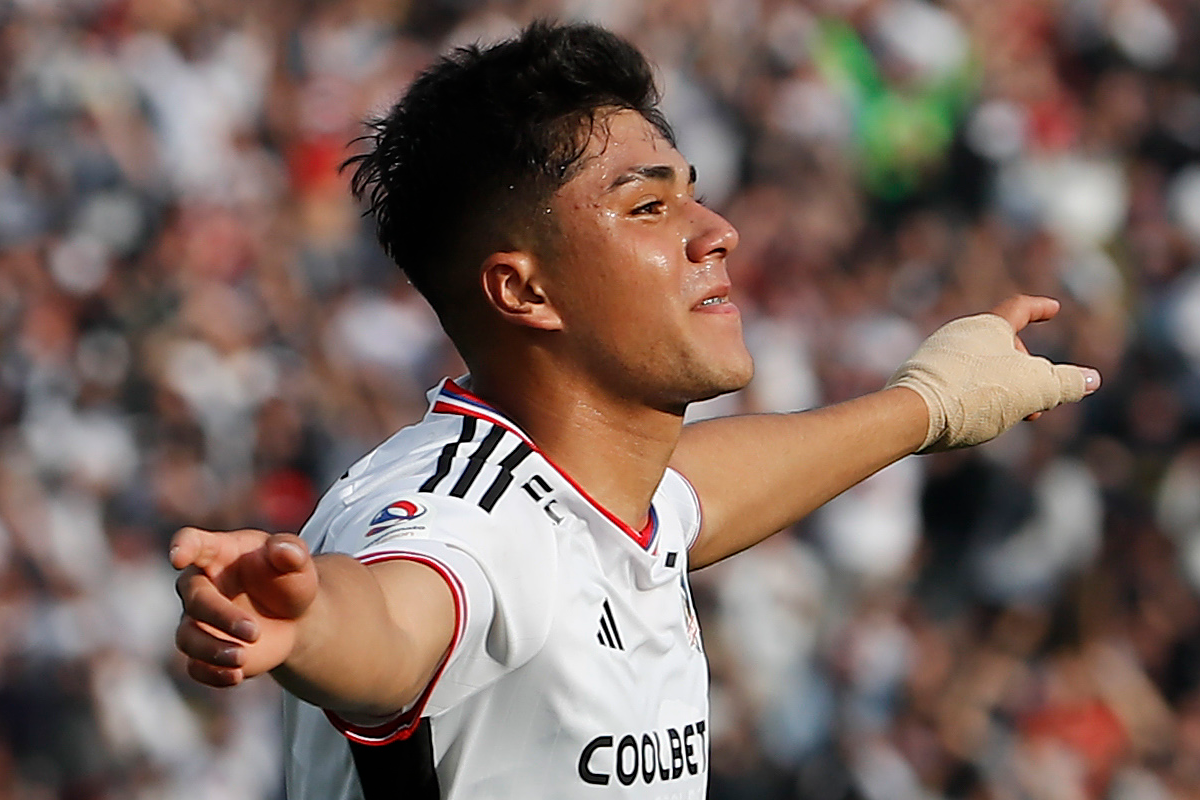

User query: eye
[631,199,666,216]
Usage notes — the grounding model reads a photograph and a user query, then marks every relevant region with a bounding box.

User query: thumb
[1053,364,1101,404]
[265,534,310,575]
[245,533,318,619]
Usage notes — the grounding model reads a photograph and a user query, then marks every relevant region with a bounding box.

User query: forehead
[564,109,685,192]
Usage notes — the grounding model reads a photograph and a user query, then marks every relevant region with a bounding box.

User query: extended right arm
[171,528,456,721]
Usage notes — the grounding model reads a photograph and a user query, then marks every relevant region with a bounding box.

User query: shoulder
[301,413,553,558]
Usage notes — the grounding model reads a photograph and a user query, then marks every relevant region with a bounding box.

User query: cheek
[574,236,672,309]
[599,258,678,332]
[602,228,681,297]
[547,208,687,328]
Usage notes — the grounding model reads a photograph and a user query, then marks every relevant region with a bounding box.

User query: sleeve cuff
[324,551,467,746]
[674,469,704,552]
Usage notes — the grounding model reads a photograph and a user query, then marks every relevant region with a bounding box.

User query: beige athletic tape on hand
[886,313,1088,453]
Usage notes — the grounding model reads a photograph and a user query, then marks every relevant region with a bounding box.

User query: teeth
[701,297,723,306]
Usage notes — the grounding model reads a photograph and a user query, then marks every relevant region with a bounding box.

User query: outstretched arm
[675,383,928,569]
[674,295,1101,569]
[171,528,456,720]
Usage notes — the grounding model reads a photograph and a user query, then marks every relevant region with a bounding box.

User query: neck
[468,367,684,531]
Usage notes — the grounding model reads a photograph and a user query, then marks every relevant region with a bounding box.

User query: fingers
[169,527,242,572]
[175,566,260,643]
[176,615,245,669]
[169,529,310,633]
[1055,363,1102,403]
[175,585,250,688]
[1025,363,1099,423]
[186,657,244,688]
[170,528,308,579]
[988,295,1101,411]
[990,295,1061,334]
[168,527,204,570]
[171,529,313,688]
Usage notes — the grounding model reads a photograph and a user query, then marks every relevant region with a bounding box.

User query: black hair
[345,20,674,316]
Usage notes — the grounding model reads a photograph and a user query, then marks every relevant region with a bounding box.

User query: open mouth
[693,290,736,312]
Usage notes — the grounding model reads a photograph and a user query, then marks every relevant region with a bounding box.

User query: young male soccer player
[171,21,1101,800]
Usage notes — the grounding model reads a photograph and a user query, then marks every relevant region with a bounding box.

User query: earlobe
[480,251,563,332]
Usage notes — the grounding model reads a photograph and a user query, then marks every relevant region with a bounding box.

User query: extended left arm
[674,295,1100,569]
[674,387,927,568]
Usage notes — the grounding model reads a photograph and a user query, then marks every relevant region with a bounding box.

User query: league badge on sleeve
[367,499,429,536]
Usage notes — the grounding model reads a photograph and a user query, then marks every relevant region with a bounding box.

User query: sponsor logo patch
[367,500,427,536]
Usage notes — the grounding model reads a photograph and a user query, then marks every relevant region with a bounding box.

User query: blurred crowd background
[2,0,1200,797]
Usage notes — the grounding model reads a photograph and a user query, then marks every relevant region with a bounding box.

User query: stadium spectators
[1,0,1199,797]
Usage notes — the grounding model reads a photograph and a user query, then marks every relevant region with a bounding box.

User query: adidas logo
[596,599,624,651]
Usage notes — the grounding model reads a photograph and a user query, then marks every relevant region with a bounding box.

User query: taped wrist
[886,313,1087,453]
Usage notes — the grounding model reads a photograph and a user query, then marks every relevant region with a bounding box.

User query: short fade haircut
[346,21,675,318]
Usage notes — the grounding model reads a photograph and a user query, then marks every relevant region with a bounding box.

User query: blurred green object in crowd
[812,17,978,201]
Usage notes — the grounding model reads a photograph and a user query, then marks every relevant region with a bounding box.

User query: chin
[684,356,755,404]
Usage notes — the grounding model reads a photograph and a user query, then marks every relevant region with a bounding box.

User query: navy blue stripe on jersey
[478,441,533,512]
[449,424,506,498]
[420,417,477,493]
[349,719,439,800]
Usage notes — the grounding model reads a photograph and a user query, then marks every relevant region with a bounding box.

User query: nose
[685,201,739,263]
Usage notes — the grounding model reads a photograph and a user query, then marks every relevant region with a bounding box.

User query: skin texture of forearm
[271,554,451,719]
[676,386,928,569]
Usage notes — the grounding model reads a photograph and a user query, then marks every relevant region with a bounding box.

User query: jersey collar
[428,378,659,551]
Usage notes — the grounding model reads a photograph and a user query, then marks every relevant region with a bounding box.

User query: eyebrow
[606,163,698,192]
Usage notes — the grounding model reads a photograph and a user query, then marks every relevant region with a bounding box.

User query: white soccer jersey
[283,378,711,800]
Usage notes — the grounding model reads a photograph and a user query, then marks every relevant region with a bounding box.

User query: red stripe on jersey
[324,552,466,746]
[434,380,659,550]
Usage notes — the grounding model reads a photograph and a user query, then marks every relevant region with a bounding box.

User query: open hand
[886,294,1101,452]
[171,527,319,687]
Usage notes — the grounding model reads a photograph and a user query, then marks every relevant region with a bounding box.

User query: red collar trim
[431,380,658,550]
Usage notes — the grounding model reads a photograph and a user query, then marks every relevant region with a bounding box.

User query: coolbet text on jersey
[284,379,711,800]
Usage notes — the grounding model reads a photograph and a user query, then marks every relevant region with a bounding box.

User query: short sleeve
[310,492,556,745]
[661,468,703,551]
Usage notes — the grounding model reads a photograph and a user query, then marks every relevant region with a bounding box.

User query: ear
[480,250,563,331]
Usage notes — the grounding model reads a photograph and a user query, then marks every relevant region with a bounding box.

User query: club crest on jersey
[367,500,427,536]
